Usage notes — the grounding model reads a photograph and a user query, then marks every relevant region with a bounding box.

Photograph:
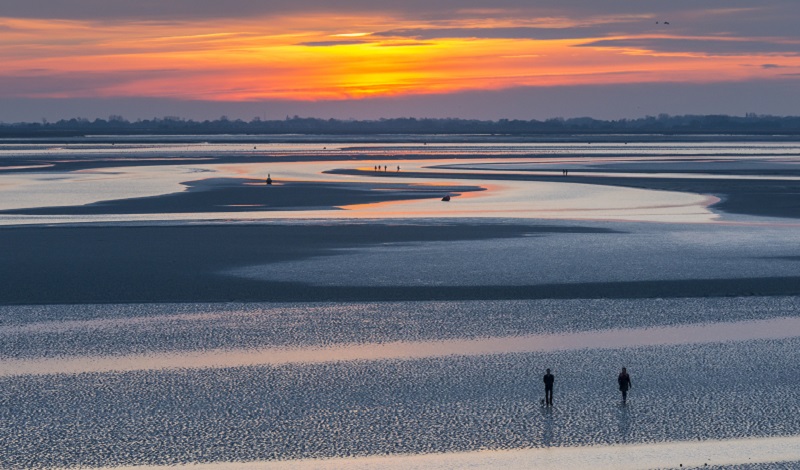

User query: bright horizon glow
[2,9,800,103]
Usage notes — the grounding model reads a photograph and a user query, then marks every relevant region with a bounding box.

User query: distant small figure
[663,21,670,25]
[543,368,554,406]
[384,165,387,172]
[266,174,272,185]
[441,195,451,201]
[397,166,400,172]
[618,367,632,403]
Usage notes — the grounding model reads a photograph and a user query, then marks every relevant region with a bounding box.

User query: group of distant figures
[542,367,631,407]
[374,165,400,172]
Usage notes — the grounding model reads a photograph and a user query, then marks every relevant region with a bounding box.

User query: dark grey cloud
[296,40,370,47]
[376,41,433,47]
[2,0,537,20]
[374,25,800,52]
[578,38,800,55]
[1,0,796,23]
[373,26,630,41]
[369,3,800,43]
[3,1,800,60]
[762,64,783,68]
[296,38,434,47]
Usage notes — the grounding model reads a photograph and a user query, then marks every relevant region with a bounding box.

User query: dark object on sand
[543,368,554,406]
[266,174,272,185]
[441,195,451,201]
[618,367,632,403]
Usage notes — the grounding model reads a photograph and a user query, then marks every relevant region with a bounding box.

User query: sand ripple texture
[1,297,800,468]
[3,339,800,468]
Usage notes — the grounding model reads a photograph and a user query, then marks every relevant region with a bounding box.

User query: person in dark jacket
[618,367,632,403]
[543,368,554,406]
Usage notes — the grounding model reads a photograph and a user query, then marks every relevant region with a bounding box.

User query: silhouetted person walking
[618,367,631,403]
[543,368,554,406]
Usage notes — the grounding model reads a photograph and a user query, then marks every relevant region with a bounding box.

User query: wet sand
[6,336,800,467]
[0,222,586,304]
[4,222,800,304]
[0,178,483,215]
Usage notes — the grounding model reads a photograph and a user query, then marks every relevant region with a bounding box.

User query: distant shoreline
[3,133,800,144]
[3,114,800,141]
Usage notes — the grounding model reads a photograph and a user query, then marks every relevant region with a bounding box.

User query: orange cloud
[2,13,800,101]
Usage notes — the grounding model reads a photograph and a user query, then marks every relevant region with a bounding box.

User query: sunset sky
[2,0,800,121]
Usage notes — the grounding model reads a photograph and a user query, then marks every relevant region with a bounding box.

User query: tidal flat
[1,138,800,469]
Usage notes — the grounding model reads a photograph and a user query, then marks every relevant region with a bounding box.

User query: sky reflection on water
[3,141,800,225]
[4,316,800,377]
[0,158,717,224]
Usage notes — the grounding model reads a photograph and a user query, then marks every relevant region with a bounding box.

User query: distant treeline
[2,114,800,137]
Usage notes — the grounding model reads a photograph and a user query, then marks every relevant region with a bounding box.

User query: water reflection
[83,435,800,469]
[616,403,631,443]
[541,406,554,447]
[0,158,718,224]
[4,316,800,377]
[4,141,800,224]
